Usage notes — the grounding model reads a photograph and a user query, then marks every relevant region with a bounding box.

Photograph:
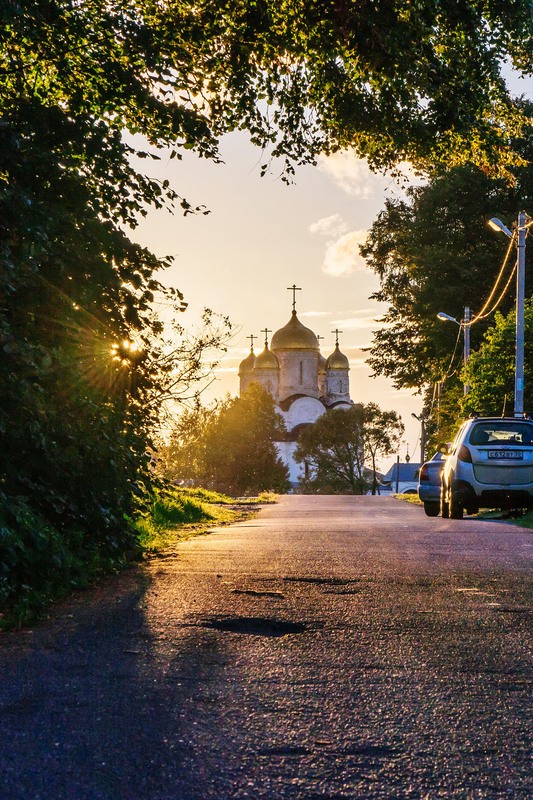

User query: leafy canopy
[464,300,533,417]
[1,0,532,176]
[159,384,290,496]
[295,403,404,494]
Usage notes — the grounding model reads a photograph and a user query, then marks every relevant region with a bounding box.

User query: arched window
[299,361,303,384]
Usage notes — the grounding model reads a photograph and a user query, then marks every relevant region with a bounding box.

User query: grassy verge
[473,508,533,527]
[394,492,533,528]
[132,485,267,554]
[1,487,276,629]
[395,493,422,506]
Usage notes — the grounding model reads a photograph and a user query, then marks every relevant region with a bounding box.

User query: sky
[130,67,532,471]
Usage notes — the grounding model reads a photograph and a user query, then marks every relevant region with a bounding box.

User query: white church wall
[275,441,303,486]
[279,396,326,432]
[275,350,320,401]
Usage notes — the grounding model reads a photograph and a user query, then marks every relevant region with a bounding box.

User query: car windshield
[469,422,533,446]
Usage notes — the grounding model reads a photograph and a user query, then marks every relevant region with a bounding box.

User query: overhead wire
[469,233,517,325]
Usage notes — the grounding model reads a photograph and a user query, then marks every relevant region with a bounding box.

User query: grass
[395,492,533,528]
[0,486,277,629]
[395,493,422,506]
[133,486,276,554]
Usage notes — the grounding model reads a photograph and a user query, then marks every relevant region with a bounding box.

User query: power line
[469,233,517,325]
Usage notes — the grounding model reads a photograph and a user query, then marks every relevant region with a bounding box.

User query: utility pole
[463,306,470,395]
[515,211,527,417]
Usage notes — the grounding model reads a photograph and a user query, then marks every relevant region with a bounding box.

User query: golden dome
[238,349,256,375]
[271,311,319,351]
[254,345,279,370]
[326,344,349,370]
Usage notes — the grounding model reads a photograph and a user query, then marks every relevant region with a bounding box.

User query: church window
[299,361,303,384]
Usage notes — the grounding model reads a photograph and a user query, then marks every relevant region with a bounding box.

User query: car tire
[440,486,449,518]
[450,488,464,520]
[424,501,440,517]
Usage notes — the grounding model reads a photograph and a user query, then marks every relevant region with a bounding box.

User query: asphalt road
[0,496,532,800]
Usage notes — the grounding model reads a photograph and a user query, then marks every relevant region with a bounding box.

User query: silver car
[441,417,533,519]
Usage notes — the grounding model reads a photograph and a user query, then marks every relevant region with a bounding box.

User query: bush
[0,494,136,627]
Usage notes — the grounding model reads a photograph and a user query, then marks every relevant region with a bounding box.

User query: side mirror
[437,442,450,455]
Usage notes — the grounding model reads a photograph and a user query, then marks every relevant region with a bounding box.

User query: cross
[287,284,302,312]
[332,328,343,346]
[261,328,272,347]
[246,334,257,351]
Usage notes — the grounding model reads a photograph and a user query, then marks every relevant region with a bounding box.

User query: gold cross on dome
[246,334,257,351]
[287,284,302,312]
[261,328,272,347]
[332,329,343,346]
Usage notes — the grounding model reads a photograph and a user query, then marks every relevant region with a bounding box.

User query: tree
[463,300,533,418]
[1,1,531,178]
[361,111,533,445]
[1,0,531,608]
[294,404,404,494]
[155,400,228,486]
[159,385,290,495]
[363,403,405,494]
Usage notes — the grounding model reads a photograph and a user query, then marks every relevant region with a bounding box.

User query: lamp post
[437,307,471,394]
[488,212,529,417]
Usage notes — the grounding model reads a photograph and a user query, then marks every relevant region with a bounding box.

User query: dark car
[418,451,446,516]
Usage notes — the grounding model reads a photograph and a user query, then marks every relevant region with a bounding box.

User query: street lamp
[437,307,471,394]
[487,212,530,417]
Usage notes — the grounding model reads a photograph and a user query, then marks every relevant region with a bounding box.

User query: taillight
[419,464,429,481]
[457,445,472,463]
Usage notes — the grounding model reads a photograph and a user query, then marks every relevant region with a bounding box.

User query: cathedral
[238,287,353,486]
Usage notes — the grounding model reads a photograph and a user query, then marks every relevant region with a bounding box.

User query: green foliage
[295,403,404,494]
[463,300,533,417]
[158,384,290,496]
[363,402,405,494]
[0,495,136,628]
[131,485,250,553]
[362,113,533,444]
[1,0,531,615]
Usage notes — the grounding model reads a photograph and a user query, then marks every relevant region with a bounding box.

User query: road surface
[0,496,532,799]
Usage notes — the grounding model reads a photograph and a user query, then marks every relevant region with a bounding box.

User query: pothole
[282,577,361,587]
[199,616,308,637]
[231,589,285,598]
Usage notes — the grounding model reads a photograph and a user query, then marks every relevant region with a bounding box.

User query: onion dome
[326,343,349,370]
[318,352,327,373]
[238,348,256,376]
[254,345,279,370]
[271,311,319,351]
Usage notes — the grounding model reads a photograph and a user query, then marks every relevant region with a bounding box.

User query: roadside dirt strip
[1,495,532,799]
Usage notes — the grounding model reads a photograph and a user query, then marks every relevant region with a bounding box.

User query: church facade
[238,296,352,486]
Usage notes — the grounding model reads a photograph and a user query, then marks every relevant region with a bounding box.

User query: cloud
[318,151,424,197]
[322,230,368,277]
[331,308,389,331]
[300,310,332,318]
[317,153,384,197]
[309,213,348,237]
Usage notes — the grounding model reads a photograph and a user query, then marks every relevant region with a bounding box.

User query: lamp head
[437,312,457,323]
[487,217,513,238]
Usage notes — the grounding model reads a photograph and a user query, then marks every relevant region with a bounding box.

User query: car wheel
[450,488,464,520]
[424,501,440,517]
[440,486,449,518]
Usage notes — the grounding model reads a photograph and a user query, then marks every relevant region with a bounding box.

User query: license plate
[488,450,523,460]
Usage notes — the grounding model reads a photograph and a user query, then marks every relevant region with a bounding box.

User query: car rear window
[469,422,533,446]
